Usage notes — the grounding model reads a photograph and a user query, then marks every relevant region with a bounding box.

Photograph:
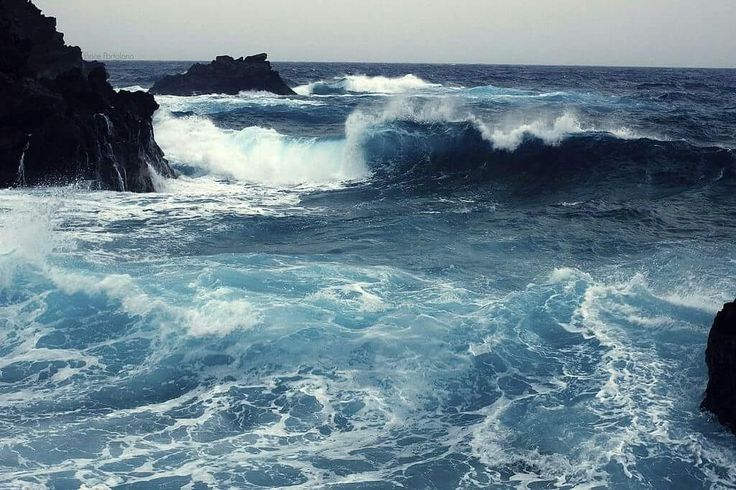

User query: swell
[147,83,736,194]
[355,100,734,194]
[360,120,736,192]
[153,104,735,195]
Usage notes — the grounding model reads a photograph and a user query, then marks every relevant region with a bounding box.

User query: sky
[34,0,736,68]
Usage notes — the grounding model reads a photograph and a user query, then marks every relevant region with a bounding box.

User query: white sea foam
[308,282,388,313]
[0,196,74,289]
[343,74,439,93]
[48,269,261,337]
[154,91,323,115]
[345,96,463,130]
[0,207,54,268]
[153,111,369,186]
[117,85,149,93]
[346,97,637,152]
[481,112,586,151]
[295,74,440,95]
[0,195,262,338]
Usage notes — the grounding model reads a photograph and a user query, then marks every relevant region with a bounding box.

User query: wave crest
[295,74,440,96]
[345,99,734,189]
[152,97,734,191]
[153,111,368,186]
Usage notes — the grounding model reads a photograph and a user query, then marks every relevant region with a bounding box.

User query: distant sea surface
[1,61,735,488]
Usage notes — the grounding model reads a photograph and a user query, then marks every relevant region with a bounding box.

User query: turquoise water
[1,63,735,488]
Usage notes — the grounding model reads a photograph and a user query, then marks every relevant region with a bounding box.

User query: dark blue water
[1,62,735,489]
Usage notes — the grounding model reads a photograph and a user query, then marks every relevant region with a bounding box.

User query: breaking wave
[153,110,368,186]
[153,98,735,191]
[294,74,441,95]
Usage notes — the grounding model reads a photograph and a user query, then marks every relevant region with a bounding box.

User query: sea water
[1,62,735,488]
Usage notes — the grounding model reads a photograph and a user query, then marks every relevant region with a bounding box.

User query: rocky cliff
[0,0,175,192]
[149,53,295,96]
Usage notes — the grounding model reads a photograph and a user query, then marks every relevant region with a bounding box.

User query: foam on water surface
[294,74,442,96]
[2,61,736,488]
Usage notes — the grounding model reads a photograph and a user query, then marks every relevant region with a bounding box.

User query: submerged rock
[702,299,736,433]
[0,0,175,192]
[149,53,295,96]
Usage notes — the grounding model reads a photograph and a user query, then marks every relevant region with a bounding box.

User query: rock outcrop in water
[702,299,736,434]
[0,0,175,192]
[149,54,296,96]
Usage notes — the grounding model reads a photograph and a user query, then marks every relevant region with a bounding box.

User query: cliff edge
[0,0,175,192]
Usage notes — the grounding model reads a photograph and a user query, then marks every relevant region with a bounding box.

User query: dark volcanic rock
[702,299,736,433]
[149,53,295,96]
[0,0,175,192]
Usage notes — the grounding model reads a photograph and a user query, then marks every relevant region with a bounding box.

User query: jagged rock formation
[702,299,736,434]
[149,53,295,96]
[0,0,175,192]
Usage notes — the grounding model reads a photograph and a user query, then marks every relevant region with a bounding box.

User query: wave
[152,98,735,191]
[360,126,734,191]
[153,111,368,186]
[464,85,569,99]
[153,91,324,116]
[0,204,60,289]
[343,99,735,189]
[294,74,440,96]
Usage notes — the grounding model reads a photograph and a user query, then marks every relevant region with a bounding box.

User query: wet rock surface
[702,299,736,434]
[0,0,175,192]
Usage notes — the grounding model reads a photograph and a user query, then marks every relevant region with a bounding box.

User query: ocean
[1,61,735,488]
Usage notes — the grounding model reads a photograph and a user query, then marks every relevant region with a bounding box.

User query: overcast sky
[34,0,736,67]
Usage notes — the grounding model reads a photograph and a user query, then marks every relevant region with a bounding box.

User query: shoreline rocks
[702,299,736,434]
[149,53,295,96]
[0,0,175,192]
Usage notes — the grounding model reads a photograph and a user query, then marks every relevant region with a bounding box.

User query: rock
[149,53,295,96]
[244,53,268,63]
[702,299,736,433]
[0,0,175,192]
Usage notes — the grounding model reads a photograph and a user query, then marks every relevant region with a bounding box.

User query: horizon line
[98,58,736,70]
